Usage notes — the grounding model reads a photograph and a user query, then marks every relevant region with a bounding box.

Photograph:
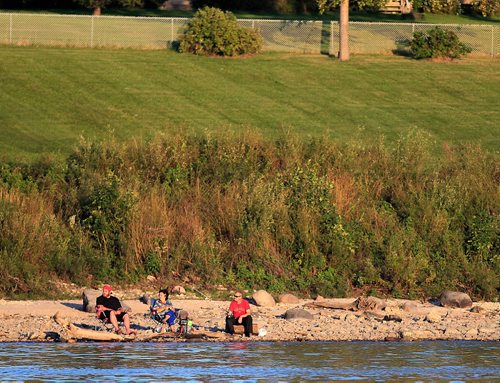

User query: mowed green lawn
[0,45,499,159]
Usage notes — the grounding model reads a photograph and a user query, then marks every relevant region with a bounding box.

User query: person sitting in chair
[96,284,136,335]
[225,292,253,337]
[151,288,177,332]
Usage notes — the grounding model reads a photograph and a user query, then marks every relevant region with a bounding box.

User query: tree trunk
[93,6,101,16]
[339,0,350,61]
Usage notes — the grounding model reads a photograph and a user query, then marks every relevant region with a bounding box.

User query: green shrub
[421,0,461,13]
[178,7,262,57]
[191,0,318,14]
[472,0,499,16]
[410,27,472,59]
[79,174,136,261]
[352,0,387,11]
[144,251,161,275]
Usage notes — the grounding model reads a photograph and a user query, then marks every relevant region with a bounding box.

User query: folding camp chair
[94,307,114,332]
[148,298,179,333]
[95,306,125,333]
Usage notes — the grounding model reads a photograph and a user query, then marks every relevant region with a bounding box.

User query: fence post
[171,18,174,46]
[491,25,495,58]
[252,20,255,29]
[9,13,13,44]
[90,16,94,48]
[330,21,333,56]
[412,23,415,34]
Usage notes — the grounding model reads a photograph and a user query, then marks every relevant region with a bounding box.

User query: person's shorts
[154,310,176,326]
[99,310,126,322]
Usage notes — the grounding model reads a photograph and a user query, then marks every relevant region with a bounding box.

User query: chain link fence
[0,13,498,56]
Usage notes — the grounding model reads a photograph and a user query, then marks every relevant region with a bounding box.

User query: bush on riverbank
[0,131,498,300]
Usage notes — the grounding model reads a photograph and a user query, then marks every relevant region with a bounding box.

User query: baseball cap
[103,284,112,291]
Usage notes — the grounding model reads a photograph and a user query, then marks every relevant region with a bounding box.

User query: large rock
[82,288,100,313]
[252,290,276,307]
[279,293,300,304]
[439,291,472,308]
[315,295,325,302]
[284,308,314,321]
[171,285,186,295]
[402,301,418,313]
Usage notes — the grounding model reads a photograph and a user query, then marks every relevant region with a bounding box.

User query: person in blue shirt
[151,288,176,332]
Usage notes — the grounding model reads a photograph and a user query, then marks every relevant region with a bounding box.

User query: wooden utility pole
[339,0,350,61]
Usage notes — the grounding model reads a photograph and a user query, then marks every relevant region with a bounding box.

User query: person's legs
[225,316,236,335]
[122,313,136,335]
[242,316,253,337]
[109,311,120,332]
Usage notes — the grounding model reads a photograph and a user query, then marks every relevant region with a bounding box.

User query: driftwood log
[304,299,357,310]
[52,311,226,342]
[52,311,134,342]
[305,297,387,312]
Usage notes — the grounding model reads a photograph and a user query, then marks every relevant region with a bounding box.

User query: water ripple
[0,341,498,382]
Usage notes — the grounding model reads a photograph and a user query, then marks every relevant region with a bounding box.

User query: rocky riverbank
[0,291,498,342]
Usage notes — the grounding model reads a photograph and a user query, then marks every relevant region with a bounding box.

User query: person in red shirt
[225,292,253,337]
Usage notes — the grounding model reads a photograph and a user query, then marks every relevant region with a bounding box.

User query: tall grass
[0,131,498,299]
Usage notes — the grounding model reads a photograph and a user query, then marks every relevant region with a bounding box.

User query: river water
[0,341,498,382]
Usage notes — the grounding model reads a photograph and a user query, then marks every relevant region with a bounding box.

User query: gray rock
[402,301,418,313]
[82,288,100,313]
[252,290,276,307]
[439,291,472,308]
[279,293,300,304]
[171,285,186,295]
[284,308,314,321]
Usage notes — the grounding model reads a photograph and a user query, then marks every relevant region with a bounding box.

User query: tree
[317,0,350,61]
[316,0,387,61]
[77,0,145,15]
[77,0,110,15]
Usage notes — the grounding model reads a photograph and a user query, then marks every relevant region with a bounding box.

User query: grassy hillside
[0,46,499,160]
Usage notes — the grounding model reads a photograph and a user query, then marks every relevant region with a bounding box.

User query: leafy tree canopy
[317,0,386,13]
